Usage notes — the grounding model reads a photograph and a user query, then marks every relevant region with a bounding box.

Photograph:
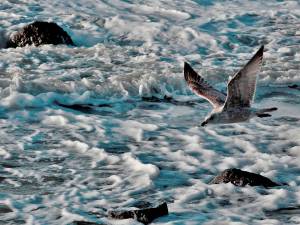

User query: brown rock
[0,204,13,214]
[7,21,74,48]
[108,202,168,224]
[210,168,280,188]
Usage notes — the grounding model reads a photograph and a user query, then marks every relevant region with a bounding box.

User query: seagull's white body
[184,46,277,126]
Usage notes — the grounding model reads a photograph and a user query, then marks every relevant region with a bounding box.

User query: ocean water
[0,0,300,224]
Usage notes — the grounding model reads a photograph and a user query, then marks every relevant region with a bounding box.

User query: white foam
[122,153,159,179]
[0,0,299,224]
[62,140,89,153]
[114,120,158,142]
[42,115,69,126]
[0,148,11,159]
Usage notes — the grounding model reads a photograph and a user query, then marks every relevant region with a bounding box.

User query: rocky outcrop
[0,204,13,214]
[6,21,74,48]
[288,84,300,90]
[210,168,280,188]
[108,202,168,224]
[72,222,99,225]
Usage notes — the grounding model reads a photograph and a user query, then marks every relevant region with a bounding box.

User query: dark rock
[265,206,300,216]
[72,221,101,225]
[141,95,197,107]
[1,162,21,168]
[265,206,300,223]
[142,95,173,103]
[108,202,168,224]
[288,84,300,90]
[0,177,5,183]
[54,101,111,114]
[210,168,280,188]
[0,204,13,214]
[42,175,64,184]
[7,21,75,48]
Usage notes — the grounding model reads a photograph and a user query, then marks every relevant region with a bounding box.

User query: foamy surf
[0,0,300,224]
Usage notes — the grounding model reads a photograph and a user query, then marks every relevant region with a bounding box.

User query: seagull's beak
[201,121,207,127]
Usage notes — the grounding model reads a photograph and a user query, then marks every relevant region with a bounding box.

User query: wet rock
[141,95,197,106]
[72,221,101,225]
[0,177,5,183]
[288,84,300,90]
[210,168,280,188]
[266,206,300,216]
[42,175,64,184]
[1,162,21,168]
[55,102,111,114]
[6,21,75,48]
[108,202,168,224]
[0,204,13,214]
[265,206,300,223]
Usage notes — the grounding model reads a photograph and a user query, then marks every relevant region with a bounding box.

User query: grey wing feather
[224,45,264,109]
[184,62,226,108]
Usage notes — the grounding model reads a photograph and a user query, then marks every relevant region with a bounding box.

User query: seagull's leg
[257,113,272,118]
[256,107,277,118]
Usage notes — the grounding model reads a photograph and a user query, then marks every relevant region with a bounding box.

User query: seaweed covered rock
[108,202,168,224]
[7,21,75,48]
[210,168,280,188]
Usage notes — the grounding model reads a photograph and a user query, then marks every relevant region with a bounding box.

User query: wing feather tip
[184,61,194,81]
[184,61,190,68]
[256,45,264,59]
[184,61,191,72]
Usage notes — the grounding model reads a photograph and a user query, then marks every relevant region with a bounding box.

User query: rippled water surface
[0,0,300,224]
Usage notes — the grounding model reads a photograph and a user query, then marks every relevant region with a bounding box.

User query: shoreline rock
[108,202,168,224]
[210,168,280,188]
[288,84,300,90]
[6,21,75,48]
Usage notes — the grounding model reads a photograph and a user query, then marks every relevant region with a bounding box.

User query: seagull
[184,46,277,126]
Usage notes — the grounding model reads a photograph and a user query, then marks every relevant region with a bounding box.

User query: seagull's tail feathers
[256,107,277,118]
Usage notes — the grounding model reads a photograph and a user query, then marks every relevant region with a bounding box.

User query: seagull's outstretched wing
[184,62,226,108]
[223,45,264,109]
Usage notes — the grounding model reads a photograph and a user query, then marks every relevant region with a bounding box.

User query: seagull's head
[201,112,220,126]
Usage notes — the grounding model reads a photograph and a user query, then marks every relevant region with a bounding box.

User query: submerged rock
[0,177,5,183]
[288,84,300,90]
[108,202,168,224]
[210,168,280,188]
[264,206,300,224]
[266,206,300,214]
[0,29,7,49]
[0,204,13,214]
[72,222,100,225]
[6,21,75,48]
[55,102,111,114]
